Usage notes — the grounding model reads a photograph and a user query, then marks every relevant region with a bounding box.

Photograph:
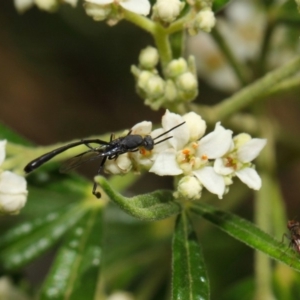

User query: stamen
[201,154,208,160]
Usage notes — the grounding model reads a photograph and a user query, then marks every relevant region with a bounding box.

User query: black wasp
[24,121,185,198]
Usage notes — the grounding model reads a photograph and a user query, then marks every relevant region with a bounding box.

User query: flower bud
[164,80,177,102]
[144,75,165,99]
[154,0,183,23]
[195,8,216,33]
[84,2,112,21]
[0,171,27,215]
[176,72,197,93]
[166,58,188,78]
[104,155,132,175]
[183,112,206,141]
[139,46,159,69]
[174,175,202,200]
[233,133,251,149]
[137,70,154,90]
[34,0,58,11]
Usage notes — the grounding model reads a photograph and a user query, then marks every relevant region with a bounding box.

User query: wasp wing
[60,149,105,173]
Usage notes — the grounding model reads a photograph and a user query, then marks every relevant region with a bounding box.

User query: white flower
[214,133,267,190]
[0,141,28,215]
[84,0,151,15]
[150,110,233,199]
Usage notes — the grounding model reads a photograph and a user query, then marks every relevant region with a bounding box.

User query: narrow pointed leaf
[172,212,209,300]
[191,202,300,272]
[40,206,103,300]
[0,203,88,271]
[97,176,182,220]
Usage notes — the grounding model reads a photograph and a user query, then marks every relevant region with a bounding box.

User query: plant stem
[211,27,248,86]
[211,55,300,121]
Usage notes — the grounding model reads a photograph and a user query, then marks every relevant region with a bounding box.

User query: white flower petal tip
[198,122,233,159]
[236,168,262,190]
[183,112,206,141]
[131,121,152,135]
[0,171,28,215]
[161,110,189,150]
[237,138,267,163]
[119,0,151,15]
[193,167,225,199]
[85,0,150,15]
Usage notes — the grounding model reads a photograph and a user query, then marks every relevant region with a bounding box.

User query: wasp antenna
[153,121,185,142]
[154,136,173,146]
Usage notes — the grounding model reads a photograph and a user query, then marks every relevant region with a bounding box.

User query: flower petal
[161,110,189,150]
[193,166,225,199]
[214,157,233,175]
[237,138,267,163]
[131,121,152,135]
[0,194,27,215]
[0,140,6,166]
[236,167,262,190]
[0,171,27,194]
[197,122,232,159]
[119,0,151,15]
[149,149,182,176]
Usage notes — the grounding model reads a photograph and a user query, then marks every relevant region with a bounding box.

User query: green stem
[211,55,300,121]
[255,20,275,77]
[153,27,173,72]
[166,10,194,35]
[211,27,248,86]
[124,10,172,71]
[123,10,156,34]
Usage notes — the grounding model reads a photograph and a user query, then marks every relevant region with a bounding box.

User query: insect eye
[143,136,154,150]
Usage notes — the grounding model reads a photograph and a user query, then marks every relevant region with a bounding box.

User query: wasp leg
[92,156,108,198]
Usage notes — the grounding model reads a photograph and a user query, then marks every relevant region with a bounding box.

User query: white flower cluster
[0,141,28,215]
[84,0,151,24]
[132,47,198,110]
[104,110,266,201]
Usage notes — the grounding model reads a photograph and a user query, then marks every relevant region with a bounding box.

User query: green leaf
[191,202,300,272]
[172,212,209,300]
[40,207,103,300]
[97,176,182,221]
[0,203,88,271]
